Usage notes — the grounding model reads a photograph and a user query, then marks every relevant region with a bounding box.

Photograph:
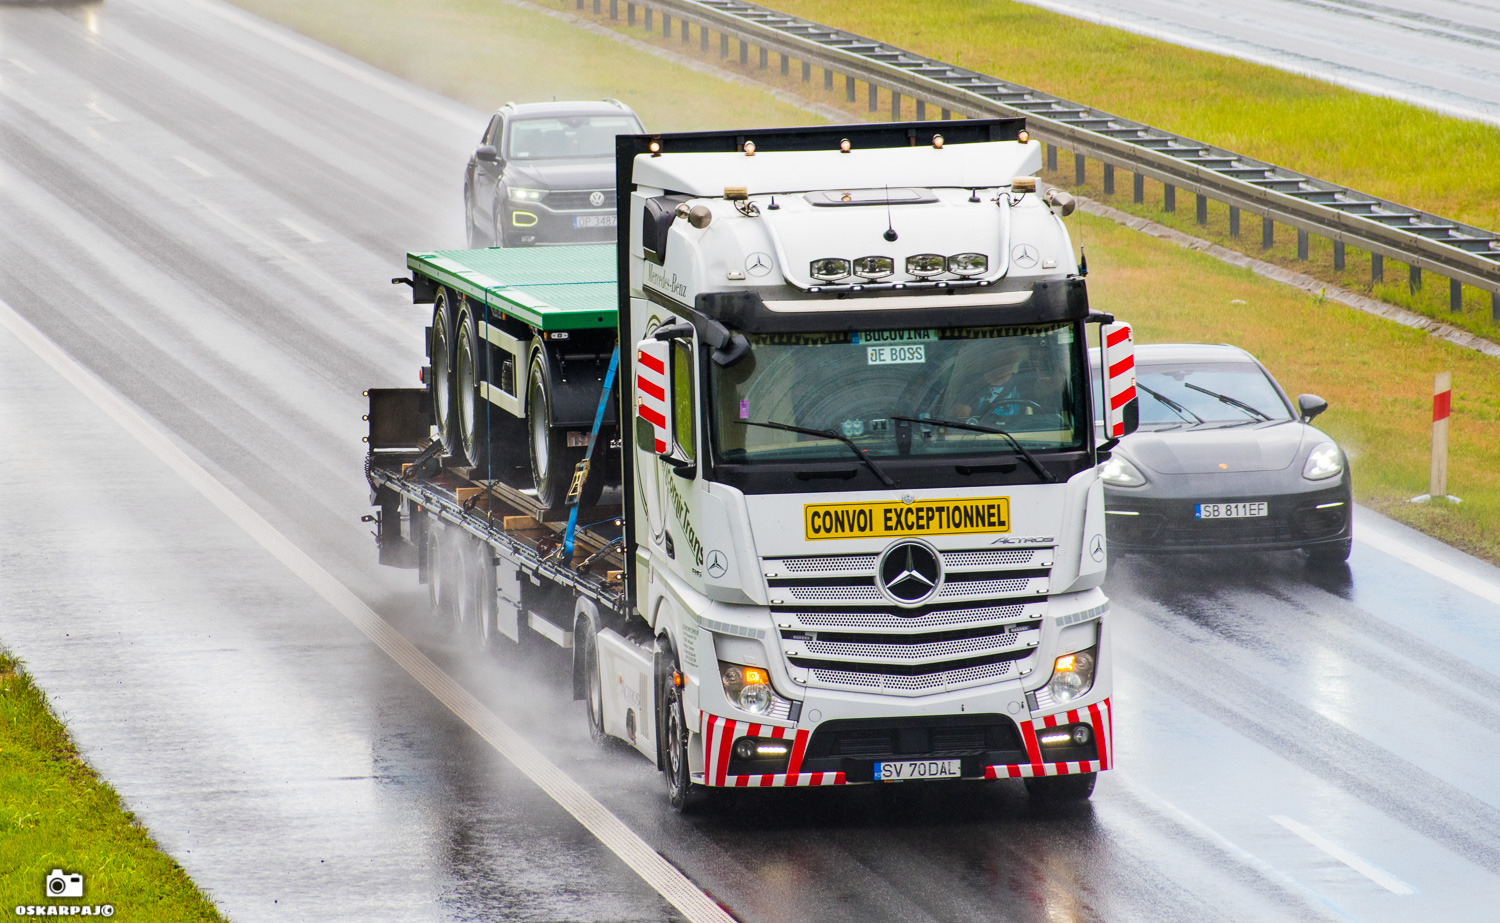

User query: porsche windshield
[711,324,1087,463]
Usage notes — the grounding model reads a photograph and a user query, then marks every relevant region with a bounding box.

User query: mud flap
[597,629,658,766]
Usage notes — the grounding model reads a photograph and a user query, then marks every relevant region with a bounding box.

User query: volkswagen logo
[589,191,606,208]
[877,540,943,606]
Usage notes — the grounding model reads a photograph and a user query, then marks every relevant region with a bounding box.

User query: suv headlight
[1046,648,1097,704]
[1303,442,1343,480]
[719,661,779,715]
[509,187,546,202]
[1100,456,1146,487]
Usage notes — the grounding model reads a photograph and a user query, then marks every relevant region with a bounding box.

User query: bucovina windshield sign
[804,496,1010,540]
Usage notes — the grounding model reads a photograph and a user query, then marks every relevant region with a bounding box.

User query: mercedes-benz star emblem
[706,550,728,578]
[589,191,606,208]
[877,541,943,606]
[745,251,773,277]
[1012,243,1039,268]
[1090,535,1105,562]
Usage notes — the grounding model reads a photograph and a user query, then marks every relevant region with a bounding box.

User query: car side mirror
[476,144,497,162]
[1297,393,1328,423]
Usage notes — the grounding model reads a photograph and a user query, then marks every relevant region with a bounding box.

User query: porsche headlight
[1100,456,1146,487]
[1303,442,1343,480]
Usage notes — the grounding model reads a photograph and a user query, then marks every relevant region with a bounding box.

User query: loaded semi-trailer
[366,119,1138,808]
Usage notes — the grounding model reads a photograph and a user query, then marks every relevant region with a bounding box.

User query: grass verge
[218,0,1500,560]
[0,651,224,919]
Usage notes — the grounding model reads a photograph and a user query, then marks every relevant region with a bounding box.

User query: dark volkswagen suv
[463,99,644,247]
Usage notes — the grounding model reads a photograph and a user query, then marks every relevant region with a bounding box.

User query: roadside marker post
[1412,370,1460,504]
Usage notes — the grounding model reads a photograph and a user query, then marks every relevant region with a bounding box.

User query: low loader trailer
[365,119,1138,809]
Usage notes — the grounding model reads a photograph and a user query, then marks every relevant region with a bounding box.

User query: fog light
[1072,725,1092,746]
[734,738,757,760]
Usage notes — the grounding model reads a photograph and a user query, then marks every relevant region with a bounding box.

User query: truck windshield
[711,323,1087,463]
[506,116,643,160]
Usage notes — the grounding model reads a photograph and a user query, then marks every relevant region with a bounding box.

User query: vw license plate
[1195,501,1268,519]
[875,759,962,782]
[573,215,616,228]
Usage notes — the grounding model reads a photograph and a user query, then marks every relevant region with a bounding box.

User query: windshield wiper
[888,415,1057,483]
[734,420,895,486]
[1182,382,1271,421]
[1137,383,1203,424]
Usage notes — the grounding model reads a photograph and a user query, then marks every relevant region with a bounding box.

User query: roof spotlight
[947,252,988,276]
[810,257,851,282]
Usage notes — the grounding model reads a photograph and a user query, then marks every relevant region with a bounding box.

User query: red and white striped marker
[1420,370,1457,503]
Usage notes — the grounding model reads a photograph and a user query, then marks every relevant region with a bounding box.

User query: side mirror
[475,144,497,162]
[1297,393,1328,423]
[652,321,694,341]
[1101,322,1137,438]
[634,339,671,454]
[661,454,697,479]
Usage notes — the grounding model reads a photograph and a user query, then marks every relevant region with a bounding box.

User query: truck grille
[765,546,1052,696]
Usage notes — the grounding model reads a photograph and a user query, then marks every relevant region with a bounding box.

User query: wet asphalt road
[2,1,1499,921]
[1016,0,1500,124]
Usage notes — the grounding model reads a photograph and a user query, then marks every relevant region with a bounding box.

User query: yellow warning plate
[804,497,1010,540]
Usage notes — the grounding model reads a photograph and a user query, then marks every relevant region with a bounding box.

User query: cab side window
[484,115,503,146]
[671,340,695,460]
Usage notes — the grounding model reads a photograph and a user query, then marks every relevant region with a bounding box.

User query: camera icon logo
[46,869,84,899]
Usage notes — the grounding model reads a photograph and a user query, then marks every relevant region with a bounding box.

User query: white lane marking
[7,58,37,74]
[174,156,213,177]
[1357,528,1500,609]
[277,218,323,244]
[0,297,736,923]
[1271,815,1417,895]
[87,100,119,122]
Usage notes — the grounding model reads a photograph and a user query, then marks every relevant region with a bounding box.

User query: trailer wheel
[455,308,526,475]
[1024,772,1096,803]
[456,537,497,651]
[527,356,600,509]
[430,291,458,459]
[426,526,458,628]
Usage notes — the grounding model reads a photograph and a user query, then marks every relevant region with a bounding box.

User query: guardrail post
[1047,144,1057,172]
[1196,193,1207,225]
[916,99,926,120]
[1372,254,1383,283]
[701,24,708,51]
[720,33,728,57]
[1493,292,1499,321]
[1451,279,1463,313]
[1410,265,1422,292]
[1103,164,1114,195]
[740,39,748,65]
[1334,241,1344,270]
[608,0,615,19]
[1297,229,1308,261]
[1164,183,1175,213]
[847,74,856,102]
[1133,173,1144,204]
[643,7,651,29]
[1262,217,1274,250]
[824,68,832,90]
[892,91,902,120]
[781,52,789,76]
[941,107,951,119]
[1075,153,1085,186]
[594,0,601,13]
[577,0,583,9]
[626,3,633,26]
[803,61,811,82]
[681,18,688,41]
[759,46,767,69]
[869,83,878,112]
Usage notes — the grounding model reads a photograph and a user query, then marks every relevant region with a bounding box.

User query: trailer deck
[405,245,617,330]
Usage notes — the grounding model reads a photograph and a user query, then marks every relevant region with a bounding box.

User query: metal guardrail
[575,0,1500,316]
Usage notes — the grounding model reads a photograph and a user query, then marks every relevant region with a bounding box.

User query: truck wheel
[1024,772,1097,803]
[658,649,709,812]
[526,356,599,509]
[578,620,606,744]
[430,291,458,459]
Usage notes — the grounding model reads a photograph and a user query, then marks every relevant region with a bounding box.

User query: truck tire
[427,525,458,629]
[454,307,526,476]
[658,645,711,813]
[527,356,602,509]
[1024,772,1096,803]
[430,291,458,459]
[577,619,606,745]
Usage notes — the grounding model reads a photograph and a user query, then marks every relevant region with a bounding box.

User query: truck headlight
[509,187,546,201]
[1046,648,1096,704]
[719,662,776,715]
[1100,456,1146,487]
[1303,442,1343,480]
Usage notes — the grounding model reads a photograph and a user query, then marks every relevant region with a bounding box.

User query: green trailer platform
[406,245,617,331]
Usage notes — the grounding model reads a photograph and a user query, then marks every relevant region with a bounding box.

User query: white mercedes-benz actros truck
[366,118,1138,809]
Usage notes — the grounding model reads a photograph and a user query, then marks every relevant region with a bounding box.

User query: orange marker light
[672,670,684,687]
[742,667,769,685]
[1055,654,1077,672]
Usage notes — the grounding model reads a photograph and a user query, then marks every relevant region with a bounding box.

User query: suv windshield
[506,115,642,160]
[712,323,1087,463]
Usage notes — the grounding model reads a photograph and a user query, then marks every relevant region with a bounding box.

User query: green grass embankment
[0,652,225,919]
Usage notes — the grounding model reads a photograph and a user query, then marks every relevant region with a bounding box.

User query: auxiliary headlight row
[810,252,989,282]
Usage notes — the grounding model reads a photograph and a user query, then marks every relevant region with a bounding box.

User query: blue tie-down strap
[564,343,620,559]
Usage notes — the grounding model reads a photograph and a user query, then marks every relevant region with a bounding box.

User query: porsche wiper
[888,415,1057,483]
[1182,382,1271,421]
[735,420,895,486]
[1137,383,1203,424]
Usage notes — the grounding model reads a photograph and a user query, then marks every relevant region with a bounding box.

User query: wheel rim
[457,325,477,463]
[530,380,550,479]
[432,304,451,437]
[666,690,685,781]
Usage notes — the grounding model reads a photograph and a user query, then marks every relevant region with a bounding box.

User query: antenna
[883,185,898,242]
